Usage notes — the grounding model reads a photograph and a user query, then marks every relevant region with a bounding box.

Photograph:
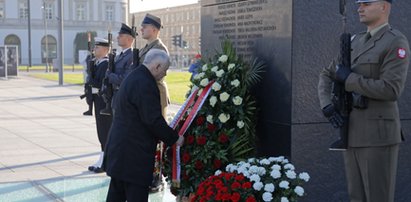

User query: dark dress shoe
[93,167,105,173]
[88,166,96,172]
[83,110,92,116]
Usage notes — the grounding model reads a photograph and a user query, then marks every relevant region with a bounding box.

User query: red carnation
[231,181,241,190]
[246,196,257,202]
[207,123,217,132]
[196,136,207,145]
[195,160,204,170]
[218,133,229,143]
[231,192,241,202]
[196,116,205,125]
[186,135,195,144]
[213,159,222,169]
[242,182,252,189]
[235,174,245,181]
[182,152,191,163]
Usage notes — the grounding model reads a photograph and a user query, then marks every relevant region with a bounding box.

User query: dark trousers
[106,177,149,202]
[93,94,112,151]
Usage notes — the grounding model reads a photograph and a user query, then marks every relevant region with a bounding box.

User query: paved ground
[0,74,180,201]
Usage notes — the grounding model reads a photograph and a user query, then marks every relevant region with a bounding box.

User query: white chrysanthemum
[230,79,240,87]
[270,170,281,179]
[284,163,295,170]
[271,164,281,171]
[195,72,205,80]
[281,197,289,202]
[237,167,249,176]
[249,165,259,174]
[197,89,203,96]
[218,55,228,63]
[220,92,230,102]
[253,182,264,191]
[237,120,244,129]
[260,158,270,165]
[225,164,235,172]
[294,186,305,196]
[268,157,277,162]
[262,192,273,202]
[200,78,209,87]
[250,174,261,182]
[214,170,222,176]
[279,181,290,189]
[216,69,225,77]
[202,64,208,71]
[212,82,221,92]
[227,63,235,70]
[206,115,213,123]
[248,158,256,163]
[257,167,266,176]
[232,96,243,105]
[218,113,230,123]
[299,172,310,182]
[209,96,217,107]
[264,183,275,192]
[211,66,219,72]
[286,170,297,179]
[282,159,289,164]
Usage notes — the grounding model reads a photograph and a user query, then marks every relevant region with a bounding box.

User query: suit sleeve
[318,60,337,109]
[345,37,410,101]
[132,76,179,146]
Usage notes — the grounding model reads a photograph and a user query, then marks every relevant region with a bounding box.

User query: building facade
[0,0,128,65]
[131,3,201,68]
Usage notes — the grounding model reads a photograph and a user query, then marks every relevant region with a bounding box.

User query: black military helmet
[355,0,392,3]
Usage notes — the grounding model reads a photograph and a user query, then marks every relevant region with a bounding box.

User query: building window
[105,4,114,21]
[44,2,54,20]
[41,35,57,63]
[0,1,4,19]
[75,2,86,20]
[19,1,29,19]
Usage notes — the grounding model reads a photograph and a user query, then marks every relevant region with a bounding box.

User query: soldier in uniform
[105,23,135,110]
[138,13,171,192]
[318,0,409,201]
[87,37,112,173]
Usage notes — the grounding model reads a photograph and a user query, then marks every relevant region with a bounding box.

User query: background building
[131,3,201,68]
[0,0,128,66]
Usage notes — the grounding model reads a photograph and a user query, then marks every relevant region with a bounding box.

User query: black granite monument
[201,0,411,201]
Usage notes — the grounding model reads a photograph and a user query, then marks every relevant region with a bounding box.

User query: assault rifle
[80,32,95,116]
[100,30,116,116]
[132,14,140,66]
[329,0,352,151]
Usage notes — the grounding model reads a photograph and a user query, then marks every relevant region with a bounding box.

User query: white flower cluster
[223,156,310,202]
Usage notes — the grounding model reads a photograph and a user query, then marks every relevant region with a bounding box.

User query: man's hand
[335,64,351,83]
[176,136,184,147]
[322,104,344,128]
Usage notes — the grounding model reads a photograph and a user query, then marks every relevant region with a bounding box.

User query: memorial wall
[201,0,411,201]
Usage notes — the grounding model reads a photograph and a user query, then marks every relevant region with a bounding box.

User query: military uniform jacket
[318,25,410,147]
[104,65,179,186]
[88,57,109,89]
[110,48,133,89]
[139,38,170,117]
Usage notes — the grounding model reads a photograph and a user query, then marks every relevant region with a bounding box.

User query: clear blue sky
[130,0,198,13]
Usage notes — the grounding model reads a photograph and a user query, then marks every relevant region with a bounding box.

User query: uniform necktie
[363,32,371,44]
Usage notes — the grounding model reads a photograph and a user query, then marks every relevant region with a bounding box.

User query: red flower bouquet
[191,172,257,202]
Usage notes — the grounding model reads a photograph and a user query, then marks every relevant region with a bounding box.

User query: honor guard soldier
[87,37,112,173]
[105,23,136,109]
[139,13,170,193]
[318,0,409,201]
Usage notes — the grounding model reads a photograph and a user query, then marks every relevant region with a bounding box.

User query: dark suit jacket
[104,64,179,186]
[110,48,134,89]
[89,57,108,89]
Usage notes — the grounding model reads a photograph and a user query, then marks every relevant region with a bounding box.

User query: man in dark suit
[318,0,409,201]
[86,37,112,173]
[104,49,184,202]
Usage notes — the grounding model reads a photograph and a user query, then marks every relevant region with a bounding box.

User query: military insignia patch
[398,48,406,59]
